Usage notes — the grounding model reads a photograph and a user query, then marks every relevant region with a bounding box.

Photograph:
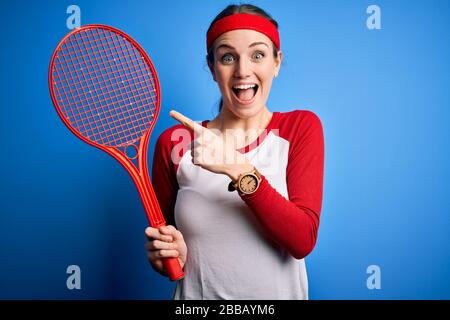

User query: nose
[233,57,252,79]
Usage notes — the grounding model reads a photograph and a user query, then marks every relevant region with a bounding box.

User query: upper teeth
[233,84,256,90]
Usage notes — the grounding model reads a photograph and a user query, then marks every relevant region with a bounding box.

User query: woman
[145,4,324,300]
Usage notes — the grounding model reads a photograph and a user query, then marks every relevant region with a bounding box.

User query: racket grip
[163,257,185,281]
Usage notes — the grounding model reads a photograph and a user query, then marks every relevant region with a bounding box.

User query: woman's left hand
[170,110,253,181]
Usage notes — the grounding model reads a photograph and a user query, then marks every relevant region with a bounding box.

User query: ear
[274,50,283,78]
[207,59,217,82]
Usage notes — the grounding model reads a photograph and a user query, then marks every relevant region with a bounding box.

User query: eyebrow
[215,41,269,52]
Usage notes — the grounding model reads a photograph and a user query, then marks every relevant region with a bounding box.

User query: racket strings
[75,29,153,144]
[75,30,151,142]
[52,27,158,147]
[68,29,154,143]
[94,28,155,139]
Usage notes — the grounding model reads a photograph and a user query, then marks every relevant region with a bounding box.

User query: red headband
[206,13,280,51]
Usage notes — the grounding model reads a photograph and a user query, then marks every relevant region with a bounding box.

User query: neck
[208,106,273,149]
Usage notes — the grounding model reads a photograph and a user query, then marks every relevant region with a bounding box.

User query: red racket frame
[48,24,184,281]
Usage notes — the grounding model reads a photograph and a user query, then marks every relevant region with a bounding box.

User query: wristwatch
[228,167,262,195]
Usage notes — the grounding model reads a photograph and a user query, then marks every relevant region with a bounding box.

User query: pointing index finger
[170,110,203,132]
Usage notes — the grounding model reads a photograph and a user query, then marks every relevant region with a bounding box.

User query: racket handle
[163,257,185,281]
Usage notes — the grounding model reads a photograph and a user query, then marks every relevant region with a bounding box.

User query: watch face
[239,174,258,194]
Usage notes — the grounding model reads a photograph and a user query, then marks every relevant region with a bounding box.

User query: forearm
[239,175,320,259]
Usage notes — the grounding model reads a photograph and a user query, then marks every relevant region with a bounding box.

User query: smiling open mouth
[232,84,259,102]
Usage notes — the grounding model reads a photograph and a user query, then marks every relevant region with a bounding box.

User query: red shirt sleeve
[240,111,325,259]
[151,127,180,227]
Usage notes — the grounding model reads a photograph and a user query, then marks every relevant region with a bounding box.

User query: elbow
[290,244,314,260]
[289,234,318,259]
[290,215,319,259]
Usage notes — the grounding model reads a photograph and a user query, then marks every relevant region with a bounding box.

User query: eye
[252,51,265,60]
[221,53,235,64]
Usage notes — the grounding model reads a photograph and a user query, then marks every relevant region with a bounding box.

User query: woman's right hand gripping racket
[48,25,184,281]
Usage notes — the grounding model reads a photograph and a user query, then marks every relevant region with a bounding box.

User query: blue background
[0,0,449,299]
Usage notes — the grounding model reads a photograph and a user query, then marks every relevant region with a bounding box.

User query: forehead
[214,29,271,49]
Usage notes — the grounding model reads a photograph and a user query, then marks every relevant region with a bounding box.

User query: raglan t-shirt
[152,110,324,299]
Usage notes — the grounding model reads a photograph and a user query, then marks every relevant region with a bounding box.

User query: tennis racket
[48,24,184,281]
